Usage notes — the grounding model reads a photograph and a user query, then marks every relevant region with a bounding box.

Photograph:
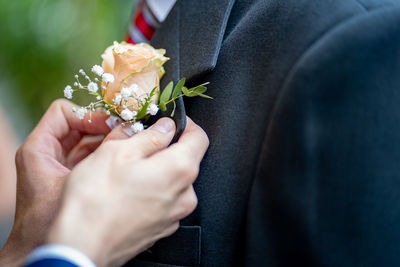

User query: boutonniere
[63,41,211,133]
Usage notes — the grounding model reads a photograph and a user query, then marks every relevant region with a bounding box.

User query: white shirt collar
[146,0,177,22]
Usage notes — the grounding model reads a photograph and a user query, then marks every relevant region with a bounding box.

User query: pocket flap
[125,226,202,267]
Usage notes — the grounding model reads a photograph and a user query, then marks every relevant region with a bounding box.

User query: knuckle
[15,146,24,166]
[146,133,164,150]
[174,157,194,176]
[198,127,210,147]
[15,143,33,167]
[51,99,69,110]
[98,140,115,152]
[184,192,198,214]
[96,140,120,159]
[164,222,180,237]
[182,191,198,217]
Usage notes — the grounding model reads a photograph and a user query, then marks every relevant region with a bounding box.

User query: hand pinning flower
[63,41,211,134]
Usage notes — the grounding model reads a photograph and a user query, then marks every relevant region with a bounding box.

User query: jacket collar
[149,0,235,143]
[151,0,236,84]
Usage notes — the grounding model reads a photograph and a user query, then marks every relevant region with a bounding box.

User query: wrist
[46,201,106,266]
[0,230,30,267]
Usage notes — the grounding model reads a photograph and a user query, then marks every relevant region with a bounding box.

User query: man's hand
[46,117,209,267]
[0,99,110,266]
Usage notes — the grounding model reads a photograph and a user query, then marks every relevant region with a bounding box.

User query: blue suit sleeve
[23,245,96,267]
[25,258,79,267]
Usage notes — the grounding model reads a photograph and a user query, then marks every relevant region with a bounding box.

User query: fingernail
[122,126,135,137]
[150,118,175,134]
[106,116,122,130]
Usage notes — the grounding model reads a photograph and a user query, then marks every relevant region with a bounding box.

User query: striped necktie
[125,0,176,44]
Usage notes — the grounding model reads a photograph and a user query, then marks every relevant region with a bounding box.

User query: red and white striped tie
[125,0,176,44]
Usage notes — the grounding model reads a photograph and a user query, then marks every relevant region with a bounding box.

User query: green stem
[164,94,184,105]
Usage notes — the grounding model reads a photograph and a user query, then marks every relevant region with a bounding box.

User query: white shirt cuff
[24,244,97,267]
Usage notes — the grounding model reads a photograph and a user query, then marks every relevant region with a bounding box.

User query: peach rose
[101,41,169,112]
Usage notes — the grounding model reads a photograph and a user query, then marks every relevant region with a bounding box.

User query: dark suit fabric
[126,0,400,266]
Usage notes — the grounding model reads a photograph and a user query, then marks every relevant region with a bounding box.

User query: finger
[102,124,132,142]
[151,117,209,171]
[171,186,198,221]
[105,118,176,159]
[67,135,105,169]
[32,99,111,141]
[146,118,208,190]
[61,129,84,154]
[168,117,209,163]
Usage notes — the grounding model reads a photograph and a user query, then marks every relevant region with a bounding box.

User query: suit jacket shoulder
[246,3,400,266]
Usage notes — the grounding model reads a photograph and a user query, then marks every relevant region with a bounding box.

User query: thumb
[104,118,176,159]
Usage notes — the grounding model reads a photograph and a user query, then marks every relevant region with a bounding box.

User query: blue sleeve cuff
[24,244,97,267]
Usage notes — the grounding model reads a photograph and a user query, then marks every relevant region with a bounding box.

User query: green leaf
[182,86,189,96]
[136,101,150,120]
[197,93,213,99]
[182,86,197,97]
[159,102,167,111]
[170,100,176,117]
[149,86,157,98]
[199,82,210,86]
[172,78,186,99]
[136,87,157,120]
[160,81,174,104]
[191,86,207,94]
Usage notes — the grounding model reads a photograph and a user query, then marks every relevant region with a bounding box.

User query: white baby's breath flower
[129,84,139,93]
[88,82,98,93]
[106,110,111,115]
[96,96,101,100]
[76,107,88,120]
[120,109,135,121]
[113,94,122,105]
[102,73,115,83]
[64,85,73,99]
[148,103,159,116]
[72,107,77,112]
[121,87,132,100]
[131,122,144,134]
[91,65,104,76]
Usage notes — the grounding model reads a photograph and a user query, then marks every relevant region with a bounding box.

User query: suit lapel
[151,0,236,83]
[178,0,236,81]
[150,0,235,142]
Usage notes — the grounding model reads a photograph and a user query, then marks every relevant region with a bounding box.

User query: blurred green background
[0,0,135,139]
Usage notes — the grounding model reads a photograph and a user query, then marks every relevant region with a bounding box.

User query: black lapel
[150,0,235,141]
[150,4,184,143]
[177,0,236,81]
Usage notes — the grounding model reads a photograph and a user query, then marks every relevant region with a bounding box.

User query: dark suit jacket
[126,0,400,266]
